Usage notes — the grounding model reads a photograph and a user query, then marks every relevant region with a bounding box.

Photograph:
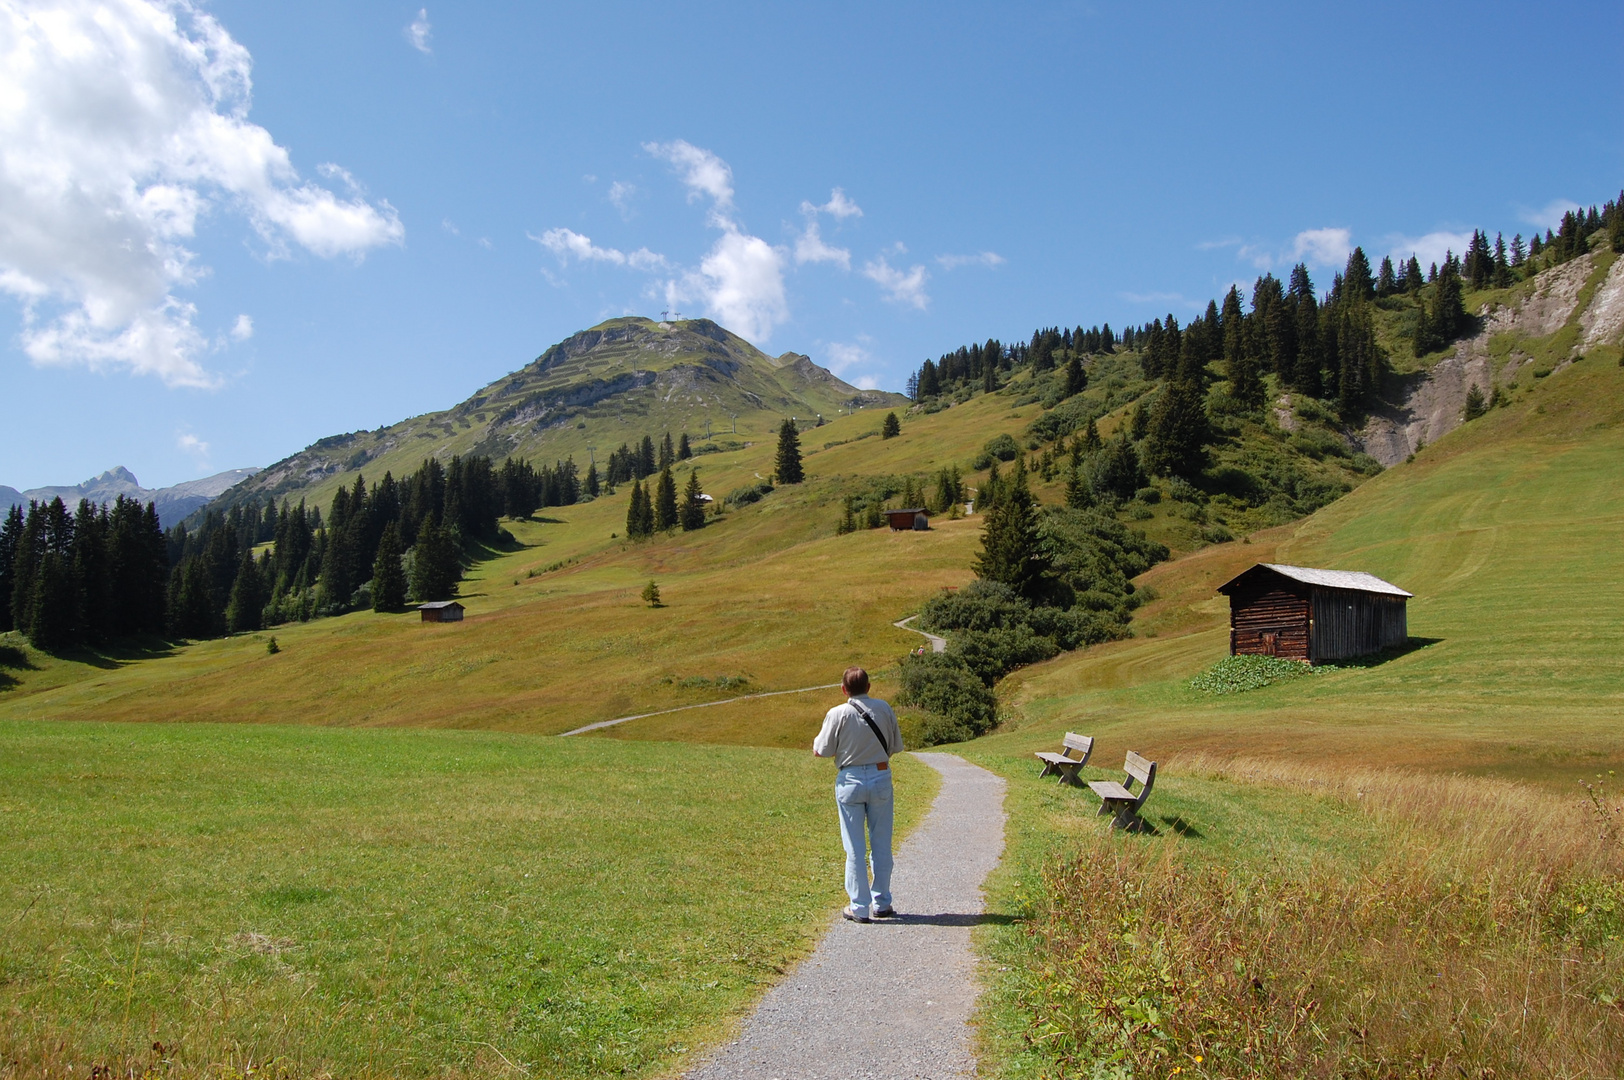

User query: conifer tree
[1129,400,1150,440]
[680,470,706,531]
[1063,354,1086,397]
[1613,210,1624,254]
[1344,247,1375,301]
[625,480,651,539]
[0,505,22,632]
[1376,256,1398,297]
[1221,285,1263,408]
[677,432,692,460]
[659,433,675,470]
[836,498,858,536]
[654,467,678,530]
[882,411,901,439]
[409,513,460,602]
[29,549,77,651]
[971,457,1048,602]
[1406,255,1424,293]
[1097,431,1145,502]
[225,551,264,632]
[371,522,407,612]
[775,418,804,484]
[1143,375,1211,479]
[585,462,600,498]
[638,435,656,479]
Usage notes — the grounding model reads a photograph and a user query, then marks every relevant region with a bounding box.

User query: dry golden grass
[1002,758,1624,1079]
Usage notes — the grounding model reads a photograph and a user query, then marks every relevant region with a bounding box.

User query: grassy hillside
[984,331,1624,783]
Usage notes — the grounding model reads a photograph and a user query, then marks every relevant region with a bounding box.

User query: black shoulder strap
[849,699,893,758]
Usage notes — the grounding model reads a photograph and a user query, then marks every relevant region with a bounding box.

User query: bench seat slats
[1088,780,1135,801]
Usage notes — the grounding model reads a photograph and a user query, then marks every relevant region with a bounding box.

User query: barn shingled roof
[1224,563,1413,598]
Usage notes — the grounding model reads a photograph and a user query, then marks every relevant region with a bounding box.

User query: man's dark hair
[843,667,870,696]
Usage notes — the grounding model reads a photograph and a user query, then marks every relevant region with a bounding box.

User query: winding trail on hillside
[685,752,1007,1080]
[557,684,841,736]
[895,615,948,653]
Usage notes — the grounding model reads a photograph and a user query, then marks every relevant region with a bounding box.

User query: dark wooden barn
[418,600,465,623]
[1216,563,1411,663]
[886,508,930,531]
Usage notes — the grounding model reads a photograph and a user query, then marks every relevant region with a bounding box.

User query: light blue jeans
[835,764,894,918]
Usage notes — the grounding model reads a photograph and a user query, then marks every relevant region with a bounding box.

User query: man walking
[812,667,904,923]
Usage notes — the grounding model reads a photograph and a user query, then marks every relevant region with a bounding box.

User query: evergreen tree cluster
[624,465,708,540]
[602,430,693,488]
[1,496,167,651]
[1,451,590,652]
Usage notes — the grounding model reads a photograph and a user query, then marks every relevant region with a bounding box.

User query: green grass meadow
[0,721,937,1078]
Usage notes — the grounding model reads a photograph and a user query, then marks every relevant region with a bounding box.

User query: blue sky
[1,0,1620,491]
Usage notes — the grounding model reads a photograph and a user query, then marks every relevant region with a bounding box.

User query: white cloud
[794,222,850,270]
[441,218,461,236]
[643,139,734,211]
[608,180,636,218]
[862,254,929,310]
[800,187,862,220]
[229,314,253,341]
[406,9,431,54]
[531,228,667,271]
[823,340,880,388]
[1385,230,1473,271]
[1291,227,1353,269]
[176,432,209,460]
[666,226,788,343]
[935,251,1005,270]
[0,0,403,388]
[1518,199,1580,232]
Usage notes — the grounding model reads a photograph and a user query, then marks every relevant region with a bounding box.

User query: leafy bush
[1189,654,1321,695]
[983,432,1021,462]
[949,625,1060,686]
[723,480,773,508]
[896,652,999,740]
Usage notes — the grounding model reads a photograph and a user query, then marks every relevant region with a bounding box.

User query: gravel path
[894,615,948,654]
[685,751,1007,1080]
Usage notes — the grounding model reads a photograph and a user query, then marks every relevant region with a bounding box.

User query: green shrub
[983,433,1021,462]
[723,480,773,508]
[896,652,999,739]
[1189,654,1321,695]
[949,625,1060,686]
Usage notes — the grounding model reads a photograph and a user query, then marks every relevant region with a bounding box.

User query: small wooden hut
[885,508,930,531]
[418,600,465,623]
[1216,563,1410,663]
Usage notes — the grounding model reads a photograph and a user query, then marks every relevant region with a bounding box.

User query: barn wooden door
[1261,631,1280,656]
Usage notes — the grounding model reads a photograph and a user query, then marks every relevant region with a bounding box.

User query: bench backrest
[1062,732,1094,760]
[1123,751,1156,806]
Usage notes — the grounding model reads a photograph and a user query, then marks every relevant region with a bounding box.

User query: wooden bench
[1034,732,1094,787]
[1088,751,1157,830]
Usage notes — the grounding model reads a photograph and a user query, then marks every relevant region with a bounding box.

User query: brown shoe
[842,907,871,923]
[872,907,896,919]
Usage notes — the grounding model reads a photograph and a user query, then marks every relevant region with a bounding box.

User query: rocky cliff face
[1355,252,1623,465]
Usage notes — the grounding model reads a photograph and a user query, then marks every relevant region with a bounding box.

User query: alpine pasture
[5,246,1624,1077]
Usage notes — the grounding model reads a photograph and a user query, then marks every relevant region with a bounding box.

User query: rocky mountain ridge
[1,466,261,526]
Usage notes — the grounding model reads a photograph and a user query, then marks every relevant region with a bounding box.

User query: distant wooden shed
[418,600,465,623]
[1216,563,1411,663]
[886,508,930,531]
